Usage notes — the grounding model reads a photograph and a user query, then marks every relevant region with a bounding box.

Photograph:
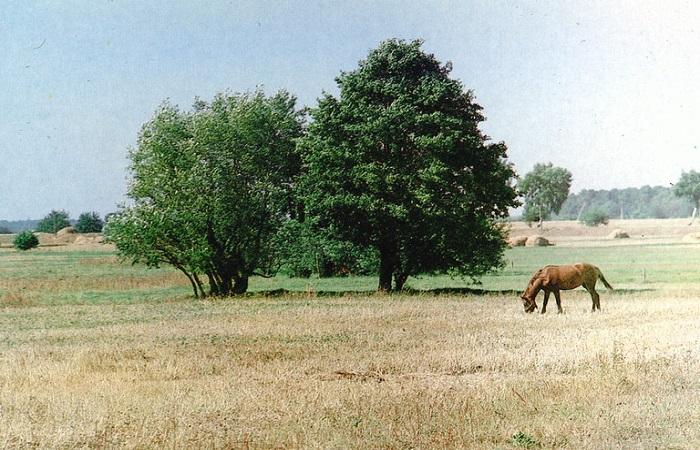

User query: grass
[2,234,700,448]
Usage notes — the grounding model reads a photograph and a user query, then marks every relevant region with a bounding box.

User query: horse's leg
[591,288,601,311]
[554,289,563,313]
[585,284,600,312]
[541,290,549,314]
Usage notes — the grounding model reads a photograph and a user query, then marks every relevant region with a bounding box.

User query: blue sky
[1,1,698,219]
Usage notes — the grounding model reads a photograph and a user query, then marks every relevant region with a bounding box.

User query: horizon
[2,1,699,220]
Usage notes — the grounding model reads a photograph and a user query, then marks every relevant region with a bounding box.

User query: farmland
[2,219,700,448]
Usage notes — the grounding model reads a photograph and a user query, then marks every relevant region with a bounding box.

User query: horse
[520,263,613,313]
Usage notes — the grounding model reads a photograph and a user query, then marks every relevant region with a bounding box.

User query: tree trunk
[393,272,408,291]
[691,203,699,225]
[233,276,249,295]
[378,246,394,292]
[538,205,544,228]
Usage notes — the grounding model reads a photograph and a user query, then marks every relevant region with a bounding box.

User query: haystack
[56,226,75,236]
[508,236,528,247]
[608,229,630,239]
[683,233,700,242]
[525,235,551,247]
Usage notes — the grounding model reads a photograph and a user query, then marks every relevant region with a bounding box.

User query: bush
[75,211,104,233]
[580,209,610,227]
[13,231,39,250]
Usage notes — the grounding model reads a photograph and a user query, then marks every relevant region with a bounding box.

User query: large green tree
[301,39,518,292]
[518,163,572,227]
[106,90,304,296]
[673,170,700,224]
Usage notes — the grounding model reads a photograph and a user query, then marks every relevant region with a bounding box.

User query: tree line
[518,166,700,225]
[105,39,520,296]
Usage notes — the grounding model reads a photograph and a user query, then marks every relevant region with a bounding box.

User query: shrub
[580,209,610,227]
[13,231,39,250]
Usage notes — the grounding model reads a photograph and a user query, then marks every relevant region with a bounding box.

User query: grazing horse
[520,263,613,313]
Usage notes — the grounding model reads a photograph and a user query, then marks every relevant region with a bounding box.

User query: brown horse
[520,263,613,313]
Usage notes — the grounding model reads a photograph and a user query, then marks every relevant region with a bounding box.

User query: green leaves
[301,39,518,290]
[107,90,304,297]
[518,163,573,225]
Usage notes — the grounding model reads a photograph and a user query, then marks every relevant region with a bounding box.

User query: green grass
[3,243,700,307]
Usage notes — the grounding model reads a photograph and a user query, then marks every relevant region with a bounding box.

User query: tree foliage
[106,90,304,297]
[300,39,518,291]
[74,211,104,233]
[36,210,71,233]
[674,171,700,206]
[518,163,572,226]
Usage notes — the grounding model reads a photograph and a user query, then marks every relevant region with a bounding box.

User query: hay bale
[74,235,104,245]
[525,235,551,247]
[56,226,75,236]
[683,233,700,242]
[508,236,528,247]
[608,229,630,239]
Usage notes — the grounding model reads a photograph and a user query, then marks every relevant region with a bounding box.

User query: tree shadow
[246,286,655,298]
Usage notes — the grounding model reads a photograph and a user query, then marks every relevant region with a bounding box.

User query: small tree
[75,212,104,233]
[13,231,39,250]
[36,210,71,233]
[519,163,572,227]
[673,170,700,224]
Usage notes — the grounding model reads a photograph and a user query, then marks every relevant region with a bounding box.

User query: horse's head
[521,294,537,313]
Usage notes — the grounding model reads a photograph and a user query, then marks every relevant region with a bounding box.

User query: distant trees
[36,210,71,233]
[673,171,700,224]
[301,39,518,291]
[557,186,693,220]
[518,163,572,227]
[106,90,304,297]
[75,212,104,233]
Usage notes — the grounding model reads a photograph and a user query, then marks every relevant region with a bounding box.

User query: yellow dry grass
[2,291,700,448]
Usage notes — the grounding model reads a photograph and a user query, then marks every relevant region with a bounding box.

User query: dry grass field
[2,219,700,448]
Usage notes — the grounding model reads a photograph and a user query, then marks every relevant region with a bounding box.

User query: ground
[1,218,700,448]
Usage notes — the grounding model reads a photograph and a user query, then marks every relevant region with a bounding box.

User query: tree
[74,211,104,233]
[673,170,700,224]
[106,90,304,297]
[300,39,518,292]
[36,210,71,233]
[518,163,572,227]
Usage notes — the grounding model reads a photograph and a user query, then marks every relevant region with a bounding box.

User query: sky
[1,0,699,220]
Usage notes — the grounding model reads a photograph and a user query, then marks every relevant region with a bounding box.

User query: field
[2,219,700,448]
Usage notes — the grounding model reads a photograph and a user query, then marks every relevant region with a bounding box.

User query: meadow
[2,220,700,448]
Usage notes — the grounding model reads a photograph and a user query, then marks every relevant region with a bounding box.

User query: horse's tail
[596,267,614,290]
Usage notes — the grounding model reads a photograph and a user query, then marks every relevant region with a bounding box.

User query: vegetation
[106,90,304,297]
[579,208,610,226]
[673,170,700,223]
[12,230,38,250]
[2,231,700,447]
[301,39,518,291]
[0,226,11,234]
[35,209,71,233]
[74,211,104,233]
[518,162,572,226]
[557,185,693,220]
